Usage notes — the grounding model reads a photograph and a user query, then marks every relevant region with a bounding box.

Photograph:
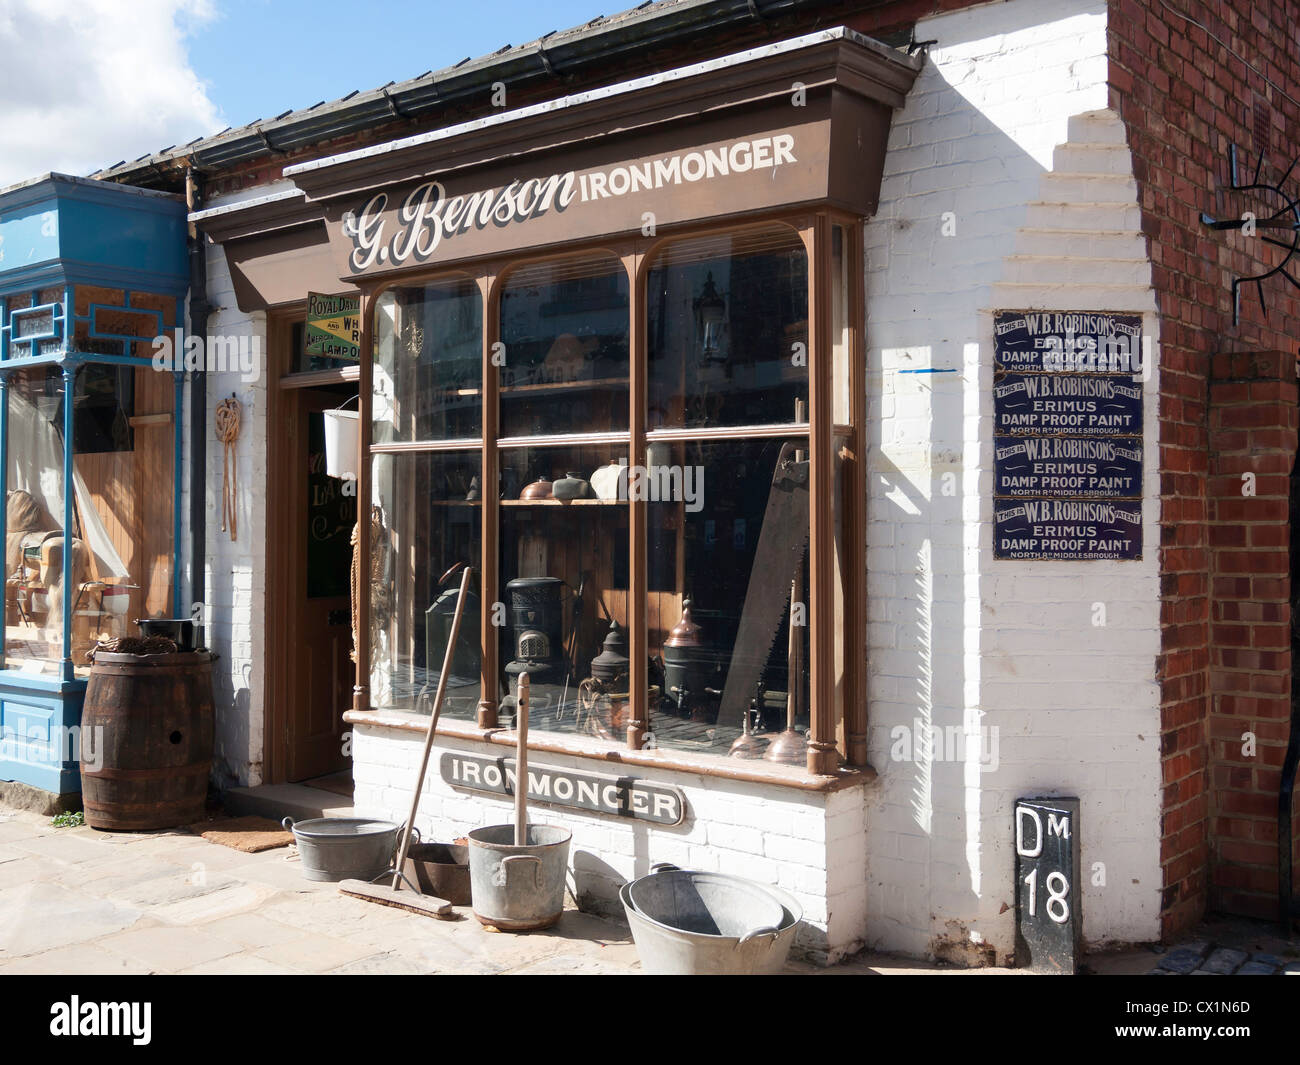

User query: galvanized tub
[403,842,472,906]
[467,823,572,930]
[282,816,402,883]
[621,868,803,975]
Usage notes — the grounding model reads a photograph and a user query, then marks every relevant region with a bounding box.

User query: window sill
[343,708,874,793]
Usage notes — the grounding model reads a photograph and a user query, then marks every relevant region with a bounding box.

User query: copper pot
[520,478,553,500]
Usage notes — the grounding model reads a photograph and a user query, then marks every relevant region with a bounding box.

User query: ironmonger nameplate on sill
[440,752,686,826]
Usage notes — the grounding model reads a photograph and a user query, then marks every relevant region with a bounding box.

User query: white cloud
[0,0,223,187]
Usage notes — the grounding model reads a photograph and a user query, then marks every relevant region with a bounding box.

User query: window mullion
[626,247,648,751]
[478,270,500,729]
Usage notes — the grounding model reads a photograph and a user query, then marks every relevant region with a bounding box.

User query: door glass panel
[307,411,355,600]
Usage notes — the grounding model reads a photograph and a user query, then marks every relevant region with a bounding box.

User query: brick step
[1002,255,1152,286]
[1014,228,1149,259]
[990,280,1157,309]
[1024,201,1143,231]
[1051,144,1133,174]
[1065,109,1129,145]
[1036,173,1140,204]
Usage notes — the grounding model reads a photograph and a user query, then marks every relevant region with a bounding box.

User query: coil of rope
[214,396,241,541]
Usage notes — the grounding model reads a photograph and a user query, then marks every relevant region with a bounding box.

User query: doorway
[266,315,360,786]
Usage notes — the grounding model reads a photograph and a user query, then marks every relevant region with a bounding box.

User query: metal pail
[282,817,402,883]
[467,823,572,931]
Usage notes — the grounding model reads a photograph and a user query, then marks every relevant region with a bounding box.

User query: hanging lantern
[693,271,727,364]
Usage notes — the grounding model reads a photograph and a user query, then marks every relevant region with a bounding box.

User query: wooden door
[286,387,355,781]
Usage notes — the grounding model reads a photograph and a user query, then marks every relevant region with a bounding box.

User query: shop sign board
[1015,796,1081,974]
[440,751,687,826]
[993,310,1144,561]
[994,438,1142,499]
[993,311,1144,373]
[305,291,361,359]
[994,500,1141,561]
[993,373,1143,437]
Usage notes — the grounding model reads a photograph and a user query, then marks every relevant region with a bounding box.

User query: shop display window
[3,362,174,675]
[366,217,861,775]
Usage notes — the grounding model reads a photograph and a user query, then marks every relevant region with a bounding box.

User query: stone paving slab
[97,924,243,972]
[0,881,143,958]
[176,952,298,976]
[250,933,383,974]
[0,942,151,975]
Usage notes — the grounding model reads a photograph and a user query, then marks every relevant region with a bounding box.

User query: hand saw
[714,441,810,733]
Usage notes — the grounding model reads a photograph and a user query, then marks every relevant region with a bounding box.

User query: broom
[339,564,474,918]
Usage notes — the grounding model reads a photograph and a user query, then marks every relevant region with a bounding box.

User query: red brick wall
[1109,1,1300,934]
[1207,352,1298,919]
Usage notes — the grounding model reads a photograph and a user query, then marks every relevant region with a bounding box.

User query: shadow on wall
[863,0,1103,963]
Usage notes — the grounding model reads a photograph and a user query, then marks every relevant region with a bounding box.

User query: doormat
[191,816,293,852]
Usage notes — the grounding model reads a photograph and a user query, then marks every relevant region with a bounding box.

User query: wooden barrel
[80,651,215,831]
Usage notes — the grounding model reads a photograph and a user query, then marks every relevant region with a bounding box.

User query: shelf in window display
[422,376,630,400]
[424,498,624,507]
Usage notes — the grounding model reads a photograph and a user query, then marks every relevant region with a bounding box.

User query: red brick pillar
[1207,351,1298,919]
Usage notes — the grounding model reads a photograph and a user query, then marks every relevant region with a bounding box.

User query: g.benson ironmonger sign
[440,752,687,826]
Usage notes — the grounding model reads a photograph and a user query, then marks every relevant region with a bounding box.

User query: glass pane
[648,225,808,430]
[306,411,354,600]
[831,224,851,426]
[646,436,811,758]
[290,320,355,374]
[496,443,630,740]
[370,450,482,718]
[499,255,629,437]
[4,364,174,676]
[374,278,482,443]
[74,364,174,670]
[4,367,66,672]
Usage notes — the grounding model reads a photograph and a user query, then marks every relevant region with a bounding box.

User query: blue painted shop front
[0,174,188,801]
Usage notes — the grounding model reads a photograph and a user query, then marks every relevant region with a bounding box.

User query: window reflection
[373,278,482,443]
[648,225,808,430]
[499,255,629,437]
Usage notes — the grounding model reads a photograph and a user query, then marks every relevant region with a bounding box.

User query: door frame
[264,307,361,784]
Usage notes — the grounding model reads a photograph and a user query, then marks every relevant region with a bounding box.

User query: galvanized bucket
[282,816,403,883]
[467,823,572,931]
[621,868,802,975]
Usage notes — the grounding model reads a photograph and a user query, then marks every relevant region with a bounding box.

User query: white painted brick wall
[863,0,1162,962]
[185,183,276,788]
[350,722,868,962]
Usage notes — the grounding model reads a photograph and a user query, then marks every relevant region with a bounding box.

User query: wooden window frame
[349,209,868,786]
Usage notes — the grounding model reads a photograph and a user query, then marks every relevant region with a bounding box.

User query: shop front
[0,175,188,805]
[216,29,914,958]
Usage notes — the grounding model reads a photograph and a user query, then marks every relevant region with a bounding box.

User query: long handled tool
[515,673,530,845]
[339,564,474,918]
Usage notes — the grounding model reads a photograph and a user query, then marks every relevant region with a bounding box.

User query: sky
[0,0,614,187]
